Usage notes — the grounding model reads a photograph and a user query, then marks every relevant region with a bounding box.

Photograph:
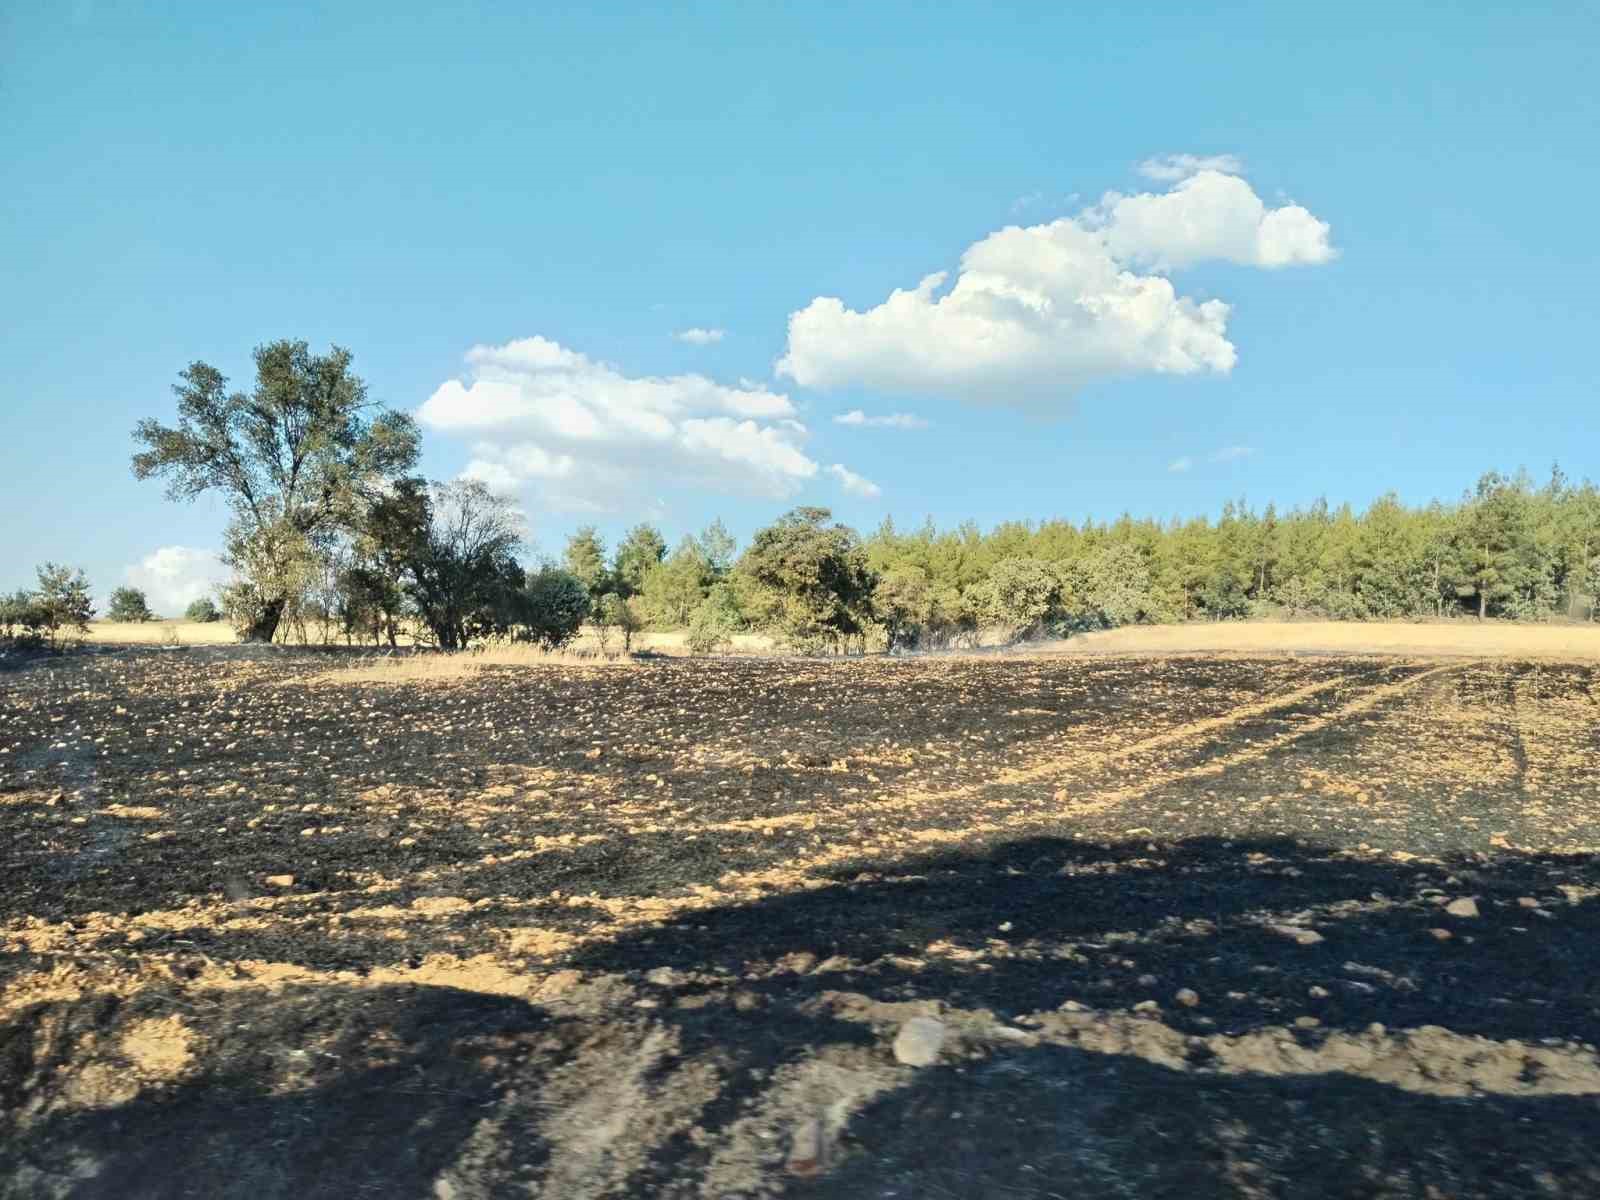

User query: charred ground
[3,649,1599,1197]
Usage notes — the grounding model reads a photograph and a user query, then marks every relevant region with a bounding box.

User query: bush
[685,583,743,655]
[519,566,588,650]
[595,592,642,653]
[964,557,1064,642]
[2,565,94,652]
[108,586,155,623]
[0,590,49,649]
[185,596,222,623]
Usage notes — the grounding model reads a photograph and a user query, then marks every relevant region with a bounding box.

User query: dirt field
[3,644,1600,1198]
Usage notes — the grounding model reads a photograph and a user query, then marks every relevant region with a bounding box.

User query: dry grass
[83,620,238,646]
[87,616,1598,663]
[566,629,778,657]
[1050,619,1600,660]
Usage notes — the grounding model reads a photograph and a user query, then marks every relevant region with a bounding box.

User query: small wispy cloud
[1010,190,1044,214]
[1169,446,1256,474]
[1137,153,1244,182]
[828,463,882,498]
[1210,445,1256,463]
[674,327,725,345]
[833,409,929,430]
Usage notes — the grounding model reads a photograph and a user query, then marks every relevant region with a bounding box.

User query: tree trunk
[1478,590,1487,620]
[243,597,286,643]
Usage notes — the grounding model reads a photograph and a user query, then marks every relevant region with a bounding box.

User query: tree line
[14,340,1596,657]
[544,468,1600,653]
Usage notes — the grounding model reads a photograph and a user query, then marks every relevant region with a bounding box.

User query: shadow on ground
[4,835,1599,1198]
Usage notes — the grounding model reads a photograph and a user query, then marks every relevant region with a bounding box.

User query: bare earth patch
[2,645,1598,1197]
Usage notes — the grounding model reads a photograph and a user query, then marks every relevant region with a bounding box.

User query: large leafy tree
[736,507,876,652]
[396,480,525,651]
[131,341,419,642]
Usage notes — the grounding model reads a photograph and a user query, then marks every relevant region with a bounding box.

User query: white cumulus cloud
[674,327,726,345]
[123,546,230,616]
[421,336,870,511]
[833,409,929,430]
[827,463,882,498]
[777,163,1333,408]
[1168,456,1194,473]
[1093,170,1334,270]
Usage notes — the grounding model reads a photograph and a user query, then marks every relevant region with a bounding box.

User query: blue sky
[3,2,1598,612]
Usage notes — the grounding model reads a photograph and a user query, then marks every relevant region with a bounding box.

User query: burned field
[3,649,1600,1198]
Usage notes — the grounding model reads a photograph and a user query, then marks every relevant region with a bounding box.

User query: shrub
[0,590,49,649]
[185,596,222,623]
[108,586,155,623]
[964,557,1064,642]
[595,592,643,653]
[685,583,743,655]
[3,565,94,652]
[34,564,95,649]
[519,566,588,650]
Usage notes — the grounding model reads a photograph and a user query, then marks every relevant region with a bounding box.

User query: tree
[131,341,419,642]
[520,565,589,650]
[965,557,1063,642]
[697,518,737,577]
[612,525,666,597]
[1459,473,1541,619]
[1066,543,1156,628]
[334,477,431,647]
[595,591,644,652]
[685,583,743,654]
[402,480,525,650]
[184,597,222,623]
[736,507,875,652]
[31,564,95,650]
[563,526,610,609]
[107,586,155,623]
[640,537,713,627]
[873,566,935,650]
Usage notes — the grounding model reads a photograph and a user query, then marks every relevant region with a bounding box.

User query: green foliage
[1063,543,1159,628]
[563,526,610,608]
[184,596,222,623]
[520,565,589,650]
[595,591,644,652]
[611,525,667,598]
[398,480,526,650]
[964,556,1064,642]
[2,565,96,652]
[0,590,51,649]
[131,340,419,642]
[640,537,714,628]
[697,518,737,577]
[873,565,936,650]
[107,586,155,623]
[736,507,876,652]
[685,582,743,654]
